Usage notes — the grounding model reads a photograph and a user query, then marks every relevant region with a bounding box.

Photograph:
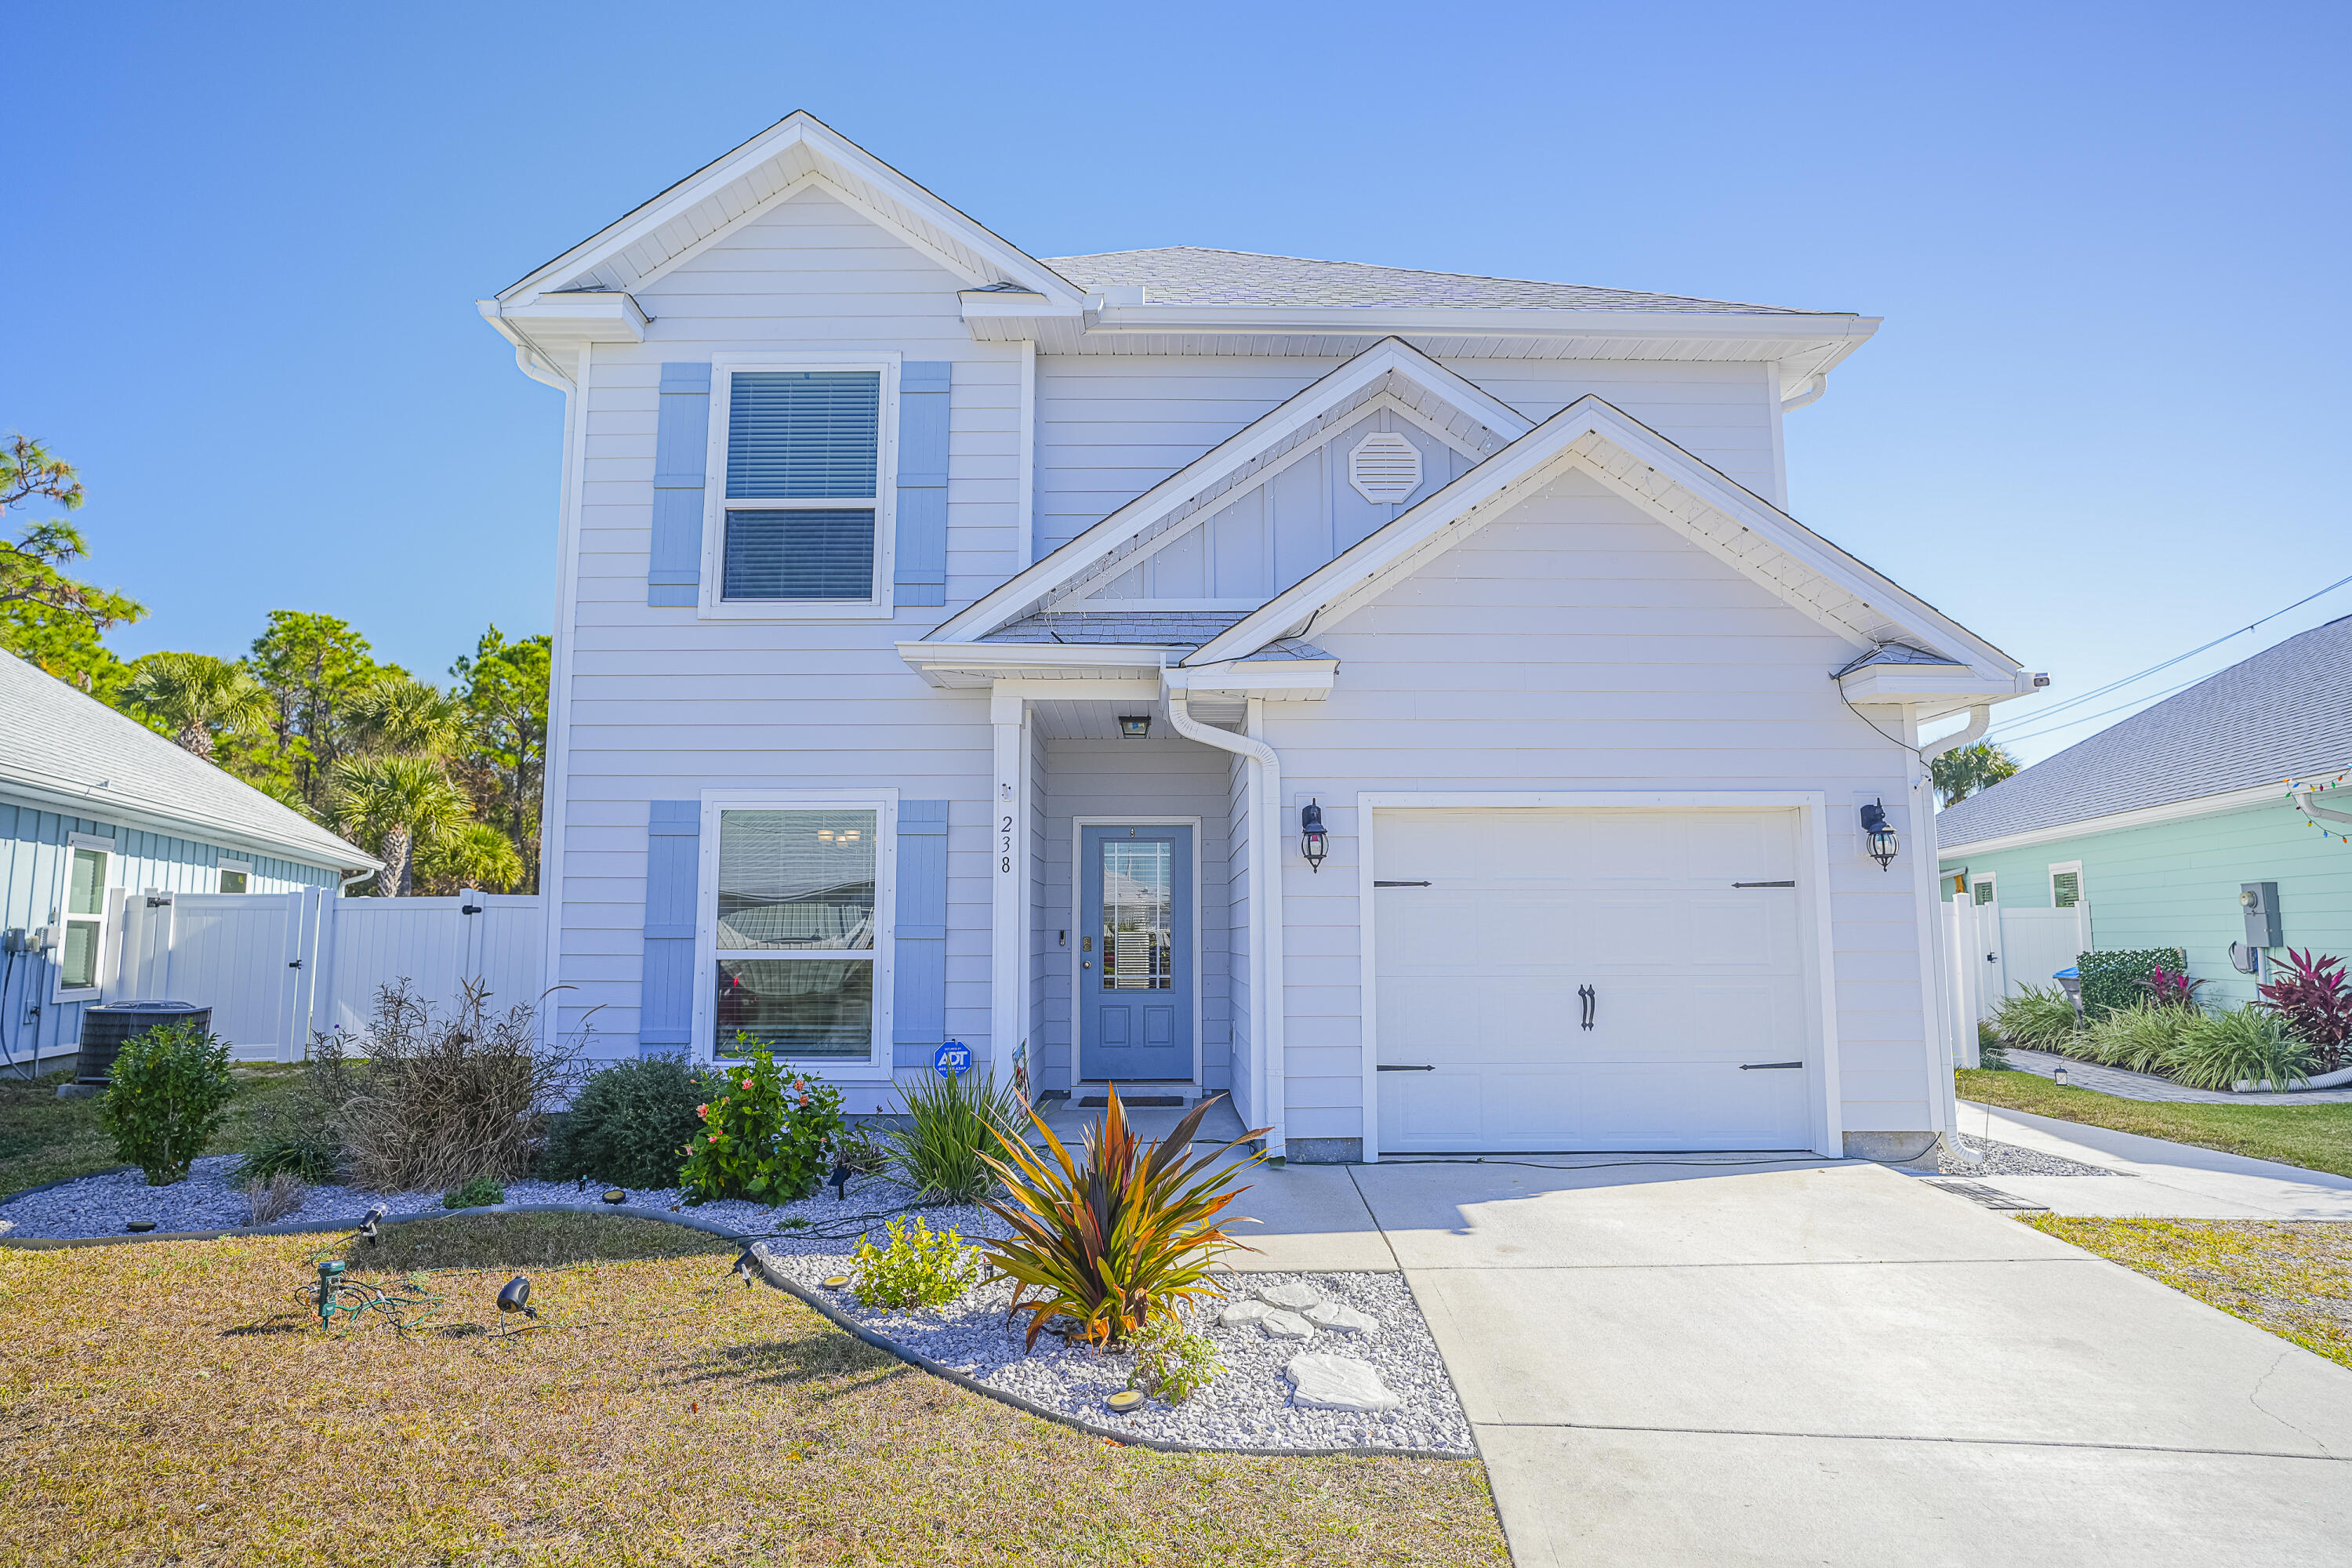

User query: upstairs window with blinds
[2049,864,2083,909]
[720,370,883,602]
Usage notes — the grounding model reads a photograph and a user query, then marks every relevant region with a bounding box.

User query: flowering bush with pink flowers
[677,1038,847,1205]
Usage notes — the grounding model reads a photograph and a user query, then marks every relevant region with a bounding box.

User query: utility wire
[1987,571,2352,738]
[1987,673,2209,746]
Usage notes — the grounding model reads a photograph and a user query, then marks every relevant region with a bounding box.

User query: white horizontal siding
[1260,469,1927,1142]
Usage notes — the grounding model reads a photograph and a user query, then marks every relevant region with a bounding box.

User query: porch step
[1078,1094,1187,1108]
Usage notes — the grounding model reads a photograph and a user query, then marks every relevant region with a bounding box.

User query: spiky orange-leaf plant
[979,1085,1266,1348]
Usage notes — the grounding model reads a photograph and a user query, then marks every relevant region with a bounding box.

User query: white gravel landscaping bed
[760,1251,1475,1455]
[1936,1136,2122,1178]
[0,1157,1011,1249]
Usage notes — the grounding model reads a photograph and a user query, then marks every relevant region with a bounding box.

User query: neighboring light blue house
[479,113,2044,1162]
[0,654,378,1072]
[1938,614,2352,1007]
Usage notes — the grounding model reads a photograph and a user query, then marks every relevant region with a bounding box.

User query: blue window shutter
[640,800,700,1057]
[892,800,949,1067]
[649,364,711,608]
[895,363,950,607]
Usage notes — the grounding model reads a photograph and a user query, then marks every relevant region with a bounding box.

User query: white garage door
[1373,808,1816,1153]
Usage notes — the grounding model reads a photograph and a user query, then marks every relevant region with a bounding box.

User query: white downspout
[1163,666,1287,1159]
[1916,704,1992,1098]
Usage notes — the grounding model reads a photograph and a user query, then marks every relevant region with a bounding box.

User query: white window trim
[1972,872,1998,906]
[693,789,898,1080]
[2048,860,2083,909]
[54,833,115,1001]
[699,352,902,621]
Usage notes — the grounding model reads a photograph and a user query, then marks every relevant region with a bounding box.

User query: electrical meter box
[2240,882,2282,949]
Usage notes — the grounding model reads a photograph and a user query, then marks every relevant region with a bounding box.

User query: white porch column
[989,684,1030,1091]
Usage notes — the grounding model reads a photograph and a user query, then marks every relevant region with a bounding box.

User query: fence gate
[105,888,543,1062]
[1942,898,2093,1061]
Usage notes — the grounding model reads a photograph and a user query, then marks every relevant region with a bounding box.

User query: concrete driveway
[1239,1154,2352,1566]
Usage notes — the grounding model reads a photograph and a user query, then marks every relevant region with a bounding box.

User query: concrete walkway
[2002,1046,2352,1103]
[1222,1153,2351,1565]
[1949,1100,2352,1218]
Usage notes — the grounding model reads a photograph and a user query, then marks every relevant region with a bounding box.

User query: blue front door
[1079,824,1192,1082]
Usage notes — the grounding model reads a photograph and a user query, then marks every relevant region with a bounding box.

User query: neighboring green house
[1937,613,2352,1009]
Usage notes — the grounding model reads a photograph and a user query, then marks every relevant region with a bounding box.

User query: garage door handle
[1740,1061,1804,1070]
[1733,880,1795,888]
[1374,880,1431,887]
[1377,1064,1436,1072]
[1577,984,1595,1030]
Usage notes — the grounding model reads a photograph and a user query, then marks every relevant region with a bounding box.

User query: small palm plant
[980,1086,1266,1349]
[120,652,274,760]
[332,754,469,896]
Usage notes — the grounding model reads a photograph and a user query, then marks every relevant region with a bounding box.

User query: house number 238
[1000,815,1014,873]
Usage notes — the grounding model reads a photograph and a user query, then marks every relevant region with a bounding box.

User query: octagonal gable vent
[1348,431,1422,504]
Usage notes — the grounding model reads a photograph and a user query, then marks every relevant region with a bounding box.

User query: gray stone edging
[746,1243,1476,1463]
[0,1200,744,1250]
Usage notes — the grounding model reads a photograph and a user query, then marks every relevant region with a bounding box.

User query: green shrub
[96,1020,236,1186]
[543,1054,714,1189]
[1128,1314,1222,1404]
[2170,1006,2314,1092]
[677,1042,845,1206]
[234,1127,343,1186]
[892,1073,1031,1203]
[1974,1021,2010,1069]
[851,1215,981,1309]
[2076,949,2187,1020]
[1989,985,2082,1053]
[2084,1002,2201,1076]
[442,1175,507,1210]
[232,1031,357,1187]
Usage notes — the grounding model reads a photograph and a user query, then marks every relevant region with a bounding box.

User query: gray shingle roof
[1041,247,1830,316]
[0,655,376,869]
[981,611,1252,648]
[1937,615,2352,849]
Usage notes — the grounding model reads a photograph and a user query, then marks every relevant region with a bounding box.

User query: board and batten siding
[1039,738,1235,1095]
[1033,356,1784,562]
[0,794,339,1063]
[1255,468,1927,1142]
[559,185,1025,1065]
[1939,800,2352,1011]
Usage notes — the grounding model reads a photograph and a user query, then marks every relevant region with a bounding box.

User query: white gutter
[1162,666,1286,1159]
[1918,705,1990,764]
[1915,705,1989,1085]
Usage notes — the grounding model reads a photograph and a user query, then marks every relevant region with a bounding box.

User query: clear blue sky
[9,2,2344,761]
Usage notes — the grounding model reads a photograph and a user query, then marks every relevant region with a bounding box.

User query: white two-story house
[481,113,2039,1163]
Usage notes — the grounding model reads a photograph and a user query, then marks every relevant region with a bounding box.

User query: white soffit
[496,111,1086,310]
[1185,395,2023,683]
[927,339,1534,644]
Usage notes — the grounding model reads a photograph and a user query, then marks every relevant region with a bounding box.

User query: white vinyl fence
[1944,898,2093,1067]
[103,887,544,1061]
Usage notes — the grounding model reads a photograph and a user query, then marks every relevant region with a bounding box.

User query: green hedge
[2076,948,2187,1020]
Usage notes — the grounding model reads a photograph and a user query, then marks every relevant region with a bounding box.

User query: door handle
[1577,985,1595,1031]
[1740,1061,1804,1070]
[1377,1064,1436,1072]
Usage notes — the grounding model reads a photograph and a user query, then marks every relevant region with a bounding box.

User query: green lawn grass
[0,1063,312,1200]
[0,1214,1510,1566]
[2028,1216,2352,1371]
[1958,1068,2352,1179]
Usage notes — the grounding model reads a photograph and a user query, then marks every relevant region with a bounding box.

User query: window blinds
[722,510,877,600]
[725,372,880,499]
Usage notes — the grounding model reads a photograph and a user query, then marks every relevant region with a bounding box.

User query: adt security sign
[934,1040,971,1079]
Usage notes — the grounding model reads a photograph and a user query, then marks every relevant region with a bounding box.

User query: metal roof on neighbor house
[0,655,378,870]
[1937,614,2352,849]
[981,611,1254,647]
[1041,247,1832,316]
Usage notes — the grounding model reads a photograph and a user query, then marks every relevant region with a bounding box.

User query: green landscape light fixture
[1117,714,1152,739]
[1857,800,1898,872]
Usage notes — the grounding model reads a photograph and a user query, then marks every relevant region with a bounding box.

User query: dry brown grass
[2027,1216,2352,1371]
[0,1215,1508,1566]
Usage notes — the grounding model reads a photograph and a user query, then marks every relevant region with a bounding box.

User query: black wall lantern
[1300,800,1328,872]
[1116,714,1152,739]
[1858,800,1899,872]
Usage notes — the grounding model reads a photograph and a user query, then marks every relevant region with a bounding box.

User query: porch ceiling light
[1858,800,1898,872]
[1117,714,1152,739]
[1300,800,1328,873]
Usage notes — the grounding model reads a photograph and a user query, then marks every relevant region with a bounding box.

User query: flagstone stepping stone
[1258,1280,1323,1311]
[1260,1308,1316,1340]
[1305,1300,1377,1334]
[1284,1353,1403,1412]
[1220,1298,1275,1329]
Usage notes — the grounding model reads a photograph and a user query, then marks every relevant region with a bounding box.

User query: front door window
[1099,839,1173,992]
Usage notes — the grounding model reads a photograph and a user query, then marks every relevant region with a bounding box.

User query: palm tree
[346,676,464,758]
[1933,740,2022,807]
[413,820,526,895]
[331,755,469,896]
[119,652,273,760]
